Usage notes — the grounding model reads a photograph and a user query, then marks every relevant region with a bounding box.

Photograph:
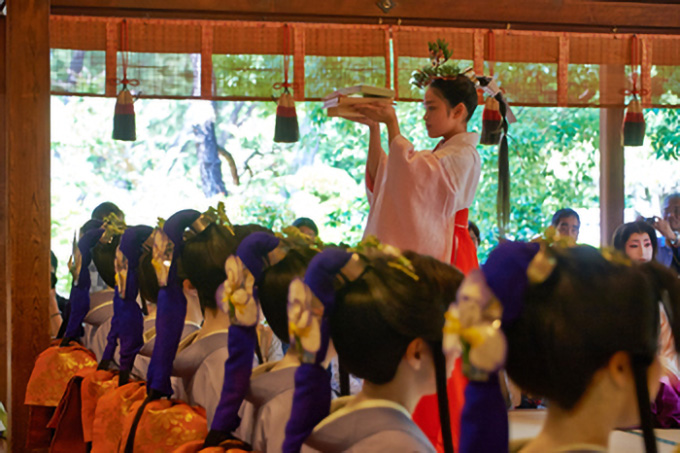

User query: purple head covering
[116,226,153,379]
[283,248,352,453]
[146,209,201,398]
[62,224,105,343]
[208,232,281,440]
[483,241,541,326]
[100,225,153,376]
[459,241,540,453]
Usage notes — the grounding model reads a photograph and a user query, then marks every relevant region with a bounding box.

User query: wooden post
[599,64,625,247]
[4,0,52,449]
[0,15,7,417]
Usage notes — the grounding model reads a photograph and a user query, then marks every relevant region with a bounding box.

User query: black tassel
[274,90,300,143]
[113,87,136,141]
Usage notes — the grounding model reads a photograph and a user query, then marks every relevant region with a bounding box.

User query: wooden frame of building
[2,1,679,449]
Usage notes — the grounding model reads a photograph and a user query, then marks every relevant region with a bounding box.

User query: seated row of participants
[26,200,680,453]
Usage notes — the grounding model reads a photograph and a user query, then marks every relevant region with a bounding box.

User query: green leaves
[648,108,680,161]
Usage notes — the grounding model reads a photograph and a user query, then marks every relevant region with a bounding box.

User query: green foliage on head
[410,39,461,89]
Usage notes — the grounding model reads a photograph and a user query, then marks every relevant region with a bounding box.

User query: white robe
[364,133,480,262]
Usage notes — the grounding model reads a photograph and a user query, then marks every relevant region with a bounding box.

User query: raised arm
[366,122,384,185]
[338,112,386,190]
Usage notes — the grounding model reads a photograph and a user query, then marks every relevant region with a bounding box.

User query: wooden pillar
[599,65,625,247]
[4,0,52,449]
[0,15,7,415]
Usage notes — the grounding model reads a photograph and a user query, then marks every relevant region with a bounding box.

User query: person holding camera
[653,193,680,275]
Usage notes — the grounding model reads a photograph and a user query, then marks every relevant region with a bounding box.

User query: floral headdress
[443,270,506,381]
[145,218,174,288]
[115,245,129,297]
[68,232,82,281]
[444,230,577,382]
[287,278,324,364]
[215,255,258,326]
[207,232,280,443]
[411,39,462,89]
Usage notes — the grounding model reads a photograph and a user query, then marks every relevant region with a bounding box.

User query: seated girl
[285,245,464,453]
[174,216,253,425]
[451,241,680,453]
[235,235,320,451]
[613,220,680,427]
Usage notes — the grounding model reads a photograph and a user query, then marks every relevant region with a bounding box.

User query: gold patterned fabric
[172,439,251,453]
[81,369,118,443]
[119,399,208,453]
[25,344,98,407]
[91,381,146,453]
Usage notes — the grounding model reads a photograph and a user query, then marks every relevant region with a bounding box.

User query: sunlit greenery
[50,52,680,295]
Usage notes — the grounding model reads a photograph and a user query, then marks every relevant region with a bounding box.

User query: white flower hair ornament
[216,255,258,326]
[443,270,507,381]
[114,246,129,297]
[287,278,323,364]
[149,227,174,288]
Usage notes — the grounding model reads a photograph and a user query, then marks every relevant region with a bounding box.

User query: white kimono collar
[433,132,480,157]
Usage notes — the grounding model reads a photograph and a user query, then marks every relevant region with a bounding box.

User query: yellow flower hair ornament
[68,232,82,281]
[287,278,323,364]
[443,270,506,381]
[216,255,258,327]
[114,246,129,296]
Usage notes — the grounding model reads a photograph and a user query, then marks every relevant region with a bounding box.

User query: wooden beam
[0,15,7,416]
[5,0,51,449]
[599,64,626,247]
[50,0,680,34]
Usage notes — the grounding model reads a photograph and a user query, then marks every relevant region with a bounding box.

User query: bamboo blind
[50,16,680,107]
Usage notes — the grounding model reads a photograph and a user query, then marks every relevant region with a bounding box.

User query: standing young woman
[350,73,481,273]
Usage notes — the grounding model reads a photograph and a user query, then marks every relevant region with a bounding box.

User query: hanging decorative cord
[273,24,300,143]
[112,20,139,141]
[477,30,510,237]
[487,29,495,78]
[273,23,292,93]
[621,34,647,147]
[118,20,140,91]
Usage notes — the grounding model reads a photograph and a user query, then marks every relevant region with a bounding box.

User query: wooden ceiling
[50,0,680,34]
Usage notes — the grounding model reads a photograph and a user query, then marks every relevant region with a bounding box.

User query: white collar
[433,132,480,156]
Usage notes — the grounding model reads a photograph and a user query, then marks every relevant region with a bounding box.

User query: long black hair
[180,223,240,311]
[330,250,463,453]
[92,235,121,289]
[258,246,319,343]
